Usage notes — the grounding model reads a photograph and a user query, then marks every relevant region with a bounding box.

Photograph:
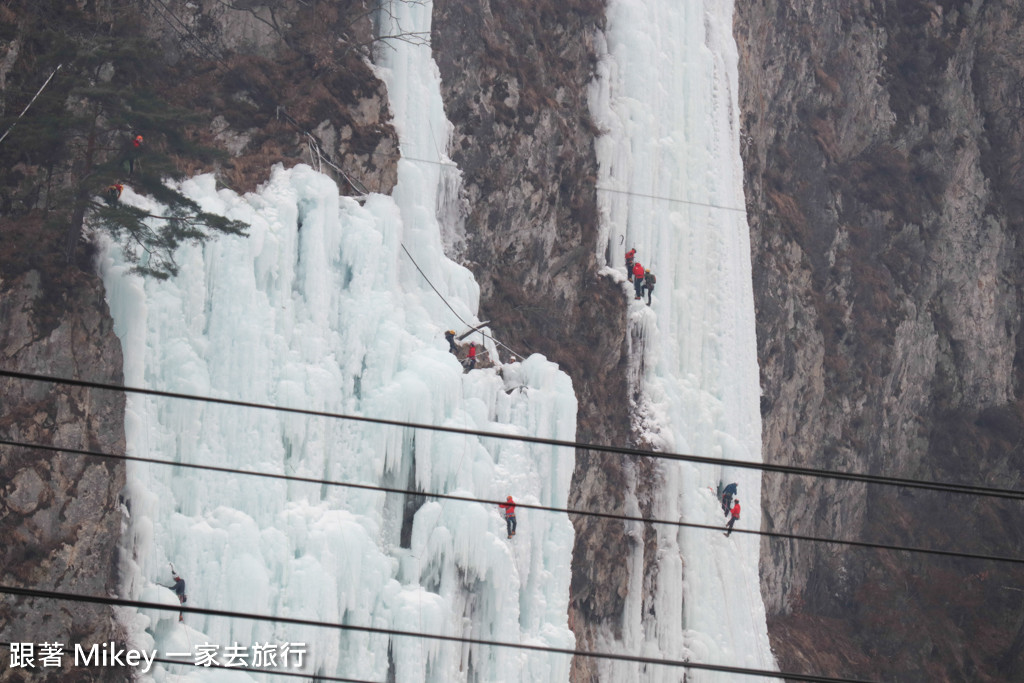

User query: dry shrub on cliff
[879,228,927,285]
[845,144,911,213]
[847,241,896,315]
[814,65,842,97]
[810,114,840,162]
[767,189,808,234]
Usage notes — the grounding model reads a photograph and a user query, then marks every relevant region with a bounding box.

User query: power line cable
[3,368,1024,502]
[148,658,378,683]
[0,585,878,683]
[595,183,745,213]
[3,436,1022,566]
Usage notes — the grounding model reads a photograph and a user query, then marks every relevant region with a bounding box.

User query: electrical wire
[149,658,378,683]
[0,585,878,683]
[168,658,377,683]
[3,368,1024,502]
[2,435,1022,566]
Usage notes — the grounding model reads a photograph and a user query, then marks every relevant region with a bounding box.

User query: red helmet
[507,496,513,501]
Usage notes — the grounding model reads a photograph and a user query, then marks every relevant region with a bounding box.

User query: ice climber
[643,268,656,305]
[499,496,517,538]
[167,573,187,621]
[105,183,123,204]
[123,133,144,177]
[445,329,457,354]
[632,262,645,299]
[625,248,636,281]
[466,342,477,370]
[722,482,738,516]
[725,499,741,537]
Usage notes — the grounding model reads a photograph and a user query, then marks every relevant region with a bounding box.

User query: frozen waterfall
[98,0,776,681]
[102,2,575,682]
[589,0,778,681]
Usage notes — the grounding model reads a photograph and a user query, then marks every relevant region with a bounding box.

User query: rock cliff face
[429,2,635,679]
[0,270,126,682]
[735,1,1024,679]
[142,0,400,196]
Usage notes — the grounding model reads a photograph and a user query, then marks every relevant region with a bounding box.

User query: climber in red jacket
[625,248,636,281]
[499,496,517,538]
[632,262,646,300]
[123,134,144,178]
[725,499,741,537]
[466,342,477,370]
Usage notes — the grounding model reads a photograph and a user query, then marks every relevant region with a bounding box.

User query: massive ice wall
[100,2,577,681]
[589,0,778,680]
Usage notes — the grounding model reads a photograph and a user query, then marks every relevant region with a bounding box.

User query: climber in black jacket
[644,269,657,305]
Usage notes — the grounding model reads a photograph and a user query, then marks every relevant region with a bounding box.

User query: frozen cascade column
[372,1,578,678]
[589,1,779,682]
[101,2,578,683]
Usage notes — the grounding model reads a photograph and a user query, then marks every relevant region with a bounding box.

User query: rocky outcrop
[735,1,1024,679]
[0,270,126,682]
[0,1,399,224]
[147,0,400,196]
[429,2,635,679]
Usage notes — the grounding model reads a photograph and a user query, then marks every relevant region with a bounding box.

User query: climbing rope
[276,108,368,195]
[398,243,529,364]
[0,64,62,147]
